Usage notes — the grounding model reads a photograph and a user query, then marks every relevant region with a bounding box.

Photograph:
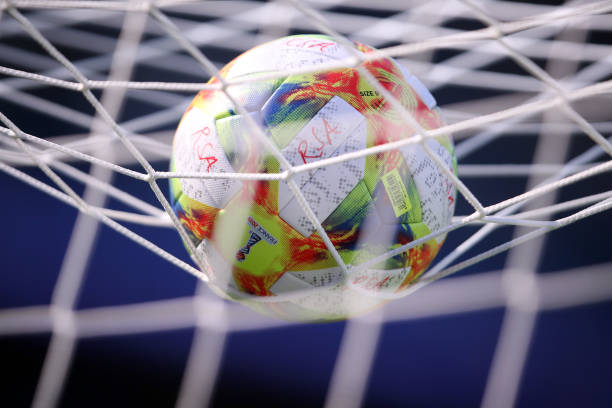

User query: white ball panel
[226,81,278,112]
[173,107,242,208]
[349,266,412,292]
[282,283,382,318]
[225,36,360,79]
[400,139,456,243]
[278,125,367,236]
[425,137,456,229]
[270,266,411,317]
[277,95,366,210]
[269,272,315,294]
[269,266,344,295]
[276,96,367,236]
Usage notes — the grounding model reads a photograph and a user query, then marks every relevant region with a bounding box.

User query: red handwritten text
[191,126,218,172]
[285,38,335,53]
[297,118,340,164]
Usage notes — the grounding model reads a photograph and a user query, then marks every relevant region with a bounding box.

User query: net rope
[0,1,611,407]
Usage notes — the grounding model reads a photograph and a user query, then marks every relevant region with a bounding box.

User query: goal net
[1,0,611,407]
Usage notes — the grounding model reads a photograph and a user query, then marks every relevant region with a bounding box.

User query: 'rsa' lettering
[297,118,340,164]
[191,126,218,172]
[285,38,335,53]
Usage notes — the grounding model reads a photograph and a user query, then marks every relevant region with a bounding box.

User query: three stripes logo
[235,216,278,262]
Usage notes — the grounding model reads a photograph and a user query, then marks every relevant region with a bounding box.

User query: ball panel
[400,138,456,243]
[195,238,237,294]
[276,95,367,210]
[321,178,377,257]
[279,95,365,169]
[269,270,319,294]
[349,221,412,268]
[277,105,367,236]
[278,266,344,289]
[265,283,388,321]
[224,35,359,80]
[172,106,242,208]
[350,265,413,293]
[398,231,440,289]
[225,76,286,112]
[215,111,266,173]
[189,89,235,122]
[372,160,423,225]
[261,74,334,149]
[172,197,218,246]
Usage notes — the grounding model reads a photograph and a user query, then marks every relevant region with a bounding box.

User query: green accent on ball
[397,163,422,224]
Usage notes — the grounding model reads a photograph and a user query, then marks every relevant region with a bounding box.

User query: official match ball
[170,35,457,321]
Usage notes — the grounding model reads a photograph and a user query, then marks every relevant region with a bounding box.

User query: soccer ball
[170,35,457,321]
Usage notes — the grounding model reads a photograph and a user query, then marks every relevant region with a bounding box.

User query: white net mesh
[1,0,611,407]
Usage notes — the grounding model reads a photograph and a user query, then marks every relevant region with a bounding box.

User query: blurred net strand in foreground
[0,1,610,408]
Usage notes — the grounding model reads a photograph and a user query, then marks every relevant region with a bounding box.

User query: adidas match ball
[170,35,457,321]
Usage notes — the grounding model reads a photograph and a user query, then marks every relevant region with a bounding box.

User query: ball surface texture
[170,35,456,321]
